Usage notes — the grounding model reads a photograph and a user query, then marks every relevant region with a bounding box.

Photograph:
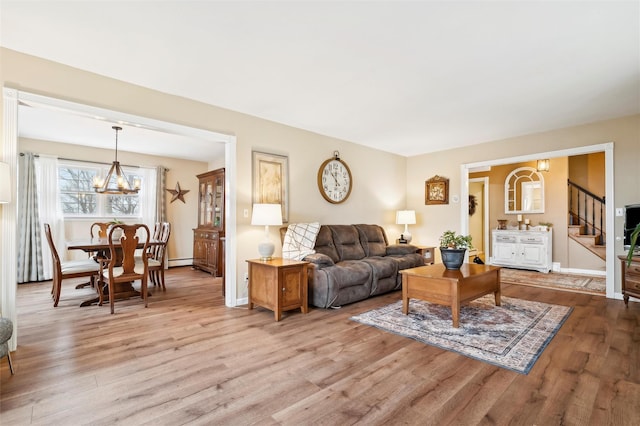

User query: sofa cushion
[362,256,399,295]
[304,252,335,266]
[326,260,372,306]
[386,244,419,255]
[330,225,365,260]
[313,225,340,263]
[355,224,388,257]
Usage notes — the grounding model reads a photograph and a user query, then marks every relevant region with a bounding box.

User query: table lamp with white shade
[251,203,283,260]
[396,210,416,243]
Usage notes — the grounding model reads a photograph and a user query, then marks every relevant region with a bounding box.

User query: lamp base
[403,232,412,243]
[258,241,275,260]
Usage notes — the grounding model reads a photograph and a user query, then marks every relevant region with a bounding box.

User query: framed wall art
[252,151,289,222]
[425,175,449,205]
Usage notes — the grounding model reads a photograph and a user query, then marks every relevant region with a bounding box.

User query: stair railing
[568,180,605,245]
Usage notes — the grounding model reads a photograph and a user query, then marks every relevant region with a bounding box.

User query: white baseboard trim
[558,267,606,277]
[168,259,193,268]
[236,297,248,305]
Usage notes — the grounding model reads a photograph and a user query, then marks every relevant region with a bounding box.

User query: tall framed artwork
[252,151,289,222]
[425,175,449,205]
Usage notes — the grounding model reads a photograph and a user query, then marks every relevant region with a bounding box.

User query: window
[59,161,142,218]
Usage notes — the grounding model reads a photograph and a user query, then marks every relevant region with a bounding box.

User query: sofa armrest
[386,244,419,256]
[303,253,335,267]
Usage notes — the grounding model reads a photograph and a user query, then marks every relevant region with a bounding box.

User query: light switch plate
[616,208,624,217]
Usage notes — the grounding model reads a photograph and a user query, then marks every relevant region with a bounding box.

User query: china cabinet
[193,168,224,276]
[491,229,552,273]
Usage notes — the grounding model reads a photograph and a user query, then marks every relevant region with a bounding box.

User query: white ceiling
[2,1,639,160]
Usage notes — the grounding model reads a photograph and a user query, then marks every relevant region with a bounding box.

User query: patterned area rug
[500,268,606,295]
[350,296,572,374]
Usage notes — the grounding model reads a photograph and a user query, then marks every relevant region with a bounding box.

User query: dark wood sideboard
[619,254,640,306]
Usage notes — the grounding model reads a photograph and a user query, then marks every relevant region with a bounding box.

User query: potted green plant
[538,221,553,231]
[626,222,640,266]
[439,230,473,270]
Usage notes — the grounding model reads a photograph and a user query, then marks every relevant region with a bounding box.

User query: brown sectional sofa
[281,224,425,308]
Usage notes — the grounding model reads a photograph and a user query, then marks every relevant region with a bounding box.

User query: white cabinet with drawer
[491,229,553,273]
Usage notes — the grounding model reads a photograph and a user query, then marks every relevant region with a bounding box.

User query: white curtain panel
[17,153,44,283]
[139,167,158,232]
[155,166,167,224]
[35,155,65,277]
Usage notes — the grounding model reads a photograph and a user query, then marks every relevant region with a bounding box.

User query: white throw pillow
[282,222,320,260]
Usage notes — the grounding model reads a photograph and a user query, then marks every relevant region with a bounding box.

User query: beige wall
[568,152,605,196]
[19,138,209,264]
[1,48,409,302]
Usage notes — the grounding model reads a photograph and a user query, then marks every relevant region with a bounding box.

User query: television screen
[624,203,640,249]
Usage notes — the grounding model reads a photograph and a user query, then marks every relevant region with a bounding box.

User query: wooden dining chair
[145,222,171,290]
[99,224,150,314]
[152,222,162,241]
[72,221,111,290]
[44,223,101,307]
[90,222,110,239]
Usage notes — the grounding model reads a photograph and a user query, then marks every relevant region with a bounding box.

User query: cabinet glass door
[204,181,214,226]
[213,175,223,229]
[199,182,206,226]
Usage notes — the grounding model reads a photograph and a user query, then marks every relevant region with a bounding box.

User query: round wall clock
[317,151,353,204]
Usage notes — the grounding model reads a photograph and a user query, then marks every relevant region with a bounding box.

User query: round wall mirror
[504,166,545,214]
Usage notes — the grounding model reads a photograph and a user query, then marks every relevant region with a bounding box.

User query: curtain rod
[19,152,169,171]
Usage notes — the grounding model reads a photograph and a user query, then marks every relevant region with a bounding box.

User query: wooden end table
[413,245,436,265]
[246,258,309,321]
[401,263,501,328]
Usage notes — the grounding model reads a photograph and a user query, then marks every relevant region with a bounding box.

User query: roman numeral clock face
[317,156,353,204]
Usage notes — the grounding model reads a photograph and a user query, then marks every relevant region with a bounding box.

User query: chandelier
[93,126,140,194]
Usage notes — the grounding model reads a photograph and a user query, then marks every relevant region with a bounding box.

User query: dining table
[66,237,163,307]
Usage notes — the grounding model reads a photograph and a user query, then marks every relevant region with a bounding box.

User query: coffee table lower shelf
[400,263,502,328]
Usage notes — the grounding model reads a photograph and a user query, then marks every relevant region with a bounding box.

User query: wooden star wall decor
[166,182,190,203]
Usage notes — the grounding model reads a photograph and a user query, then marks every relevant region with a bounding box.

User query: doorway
[469,177,489,263]
[460,143,615,299]
[1,89,239,349]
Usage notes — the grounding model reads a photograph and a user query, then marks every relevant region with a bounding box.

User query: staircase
[568,180,606,261]
[568,225,606,260]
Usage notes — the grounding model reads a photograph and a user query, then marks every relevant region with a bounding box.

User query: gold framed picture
[425,175,449,205]
[252,151,289,222]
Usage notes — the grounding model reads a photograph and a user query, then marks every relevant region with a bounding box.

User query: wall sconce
[396,210,416,243]
[251,203,283,260]
[0,162,11,204]
[536,159,550,172]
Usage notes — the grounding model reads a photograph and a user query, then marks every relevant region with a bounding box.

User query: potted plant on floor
[439,230,473,270]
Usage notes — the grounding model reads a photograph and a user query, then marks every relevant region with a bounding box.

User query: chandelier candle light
[93,126,141,194]
[396,210,416,243]
[251,203,283,260]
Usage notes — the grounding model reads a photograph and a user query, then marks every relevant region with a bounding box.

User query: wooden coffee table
[401,263,501,328]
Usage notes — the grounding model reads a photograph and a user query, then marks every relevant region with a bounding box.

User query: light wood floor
[1,267,639,425]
